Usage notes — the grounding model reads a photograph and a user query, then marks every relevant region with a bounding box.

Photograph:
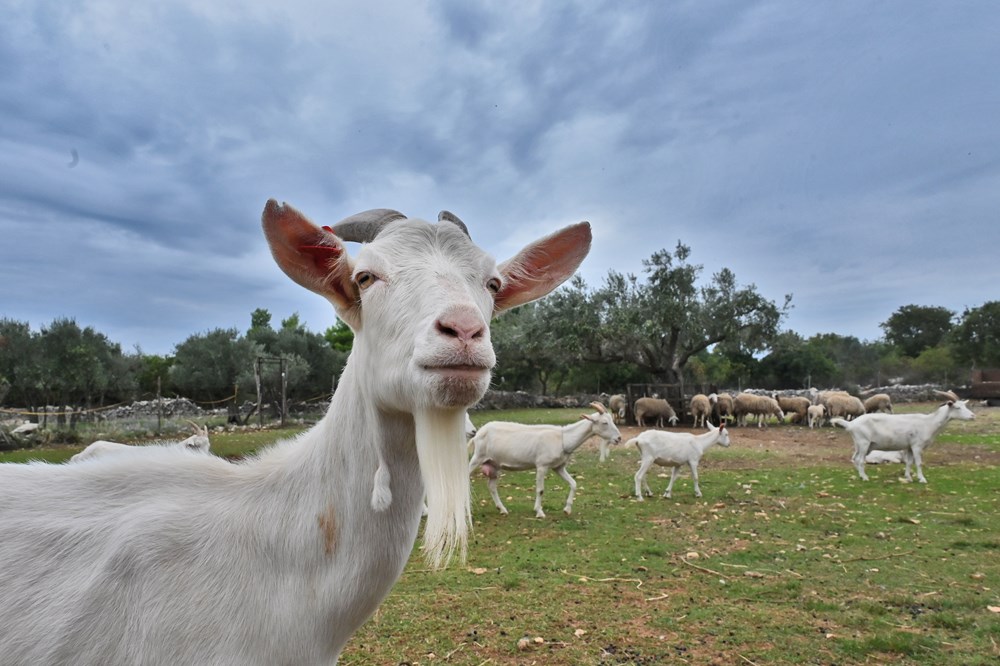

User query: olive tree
[594,243,790,384]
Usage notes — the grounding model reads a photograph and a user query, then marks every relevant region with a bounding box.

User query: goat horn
[589,401,607,414]
[934,389,959,402]
[438,211,470,238]
[331,209,407,243]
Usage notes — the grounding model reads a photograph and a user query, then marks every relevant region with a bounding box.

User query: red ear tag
[322,226,335,233]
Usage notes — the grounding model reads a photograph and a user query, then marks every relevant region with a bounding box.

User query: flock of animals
[0,201,979,664]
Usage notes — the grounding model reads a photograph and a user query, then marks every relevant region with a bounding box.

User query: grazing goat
[634,396,679,427]
[608,393,627,424]
[468,402,621,517]
[0,201,591,665]
[632,424,731,499]
[70,421,211,462]
[708,392,734,425]
[733,392,784,428]
[832,399,975,483]
[689,393,712,428]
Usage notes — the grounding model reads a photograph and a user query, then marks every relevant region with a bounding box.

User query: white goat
[468,402,621,518]
[632,423,731,499]
[832,399,976,483]
[0,201,591,665]
[70,421,211,462]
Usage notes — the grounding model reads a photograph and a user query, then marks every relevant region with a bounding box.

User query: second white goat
[832,399,975,483]
[468,402,621,517]
[632,423,731,499]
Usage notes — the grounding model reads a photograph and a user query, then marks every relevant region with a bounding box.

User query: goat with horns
[0,201,592,665]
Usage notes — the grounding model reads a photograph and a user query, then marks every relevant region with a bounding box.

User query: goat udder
[480,461,499,478]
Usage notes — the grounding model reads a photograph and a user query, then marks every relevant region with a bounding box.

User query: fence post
[156,375,162,435]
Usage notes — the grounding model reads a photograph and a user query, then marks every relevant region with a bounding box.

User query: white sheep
[0,201,591,665]
[807,403,827,429]
[468,402,621,518]
[732,392,784,428]
[708,392,734,424]
[634,396,679,427]
[832,399,976,483]
[632,423,731,499]
[608,393,627,424]
[689,393,712,428]
[70,421,211,462]
[863,393,893,414]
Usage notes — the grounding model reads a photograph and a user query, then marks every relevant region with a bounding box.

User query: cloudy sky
[2,1,998,356]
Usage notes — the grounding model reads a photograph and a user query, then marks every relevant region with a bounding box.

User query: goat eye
[486,277,502,294]
[355,271,378,290]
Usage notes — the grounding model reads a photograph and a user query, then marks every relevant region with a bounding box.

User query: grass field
[3,405,998,664]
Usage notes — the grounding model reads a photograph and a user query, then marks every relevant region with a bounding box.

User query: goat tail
[626,437,640,450]
[830,417,850,429]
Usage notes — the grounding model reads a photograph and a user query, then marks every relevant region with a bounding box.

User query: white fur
[0,201,591,665]
[70,423,211,462]
[832,400,975,483]
[632,424,731,499]
[468,403,621,518]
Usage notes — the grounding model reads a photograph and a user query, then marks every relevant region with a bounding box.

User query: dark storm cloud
[1,0,999,354]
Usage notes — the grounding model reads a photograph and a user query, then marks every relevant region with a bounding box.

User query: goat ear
[494,222,592,314]
[261,200,361,328]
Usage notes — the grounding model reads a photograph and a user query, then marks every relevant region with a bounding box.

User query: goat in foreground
[832,398,975,483]
[70,421,211,462]
[632,423,731,499]
[0,201,591,665]
[468,402,621,517]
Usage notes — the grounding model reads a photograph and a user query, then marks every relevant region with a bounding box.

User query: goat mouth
[422,364,490,378]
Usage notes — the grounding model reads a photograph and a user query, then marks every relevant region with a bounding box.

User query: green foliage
[170,328,260,402]
[0,317,137,409]
[881,304,955,358]
[594,242,790,384]
[323,319,355,353]
[951,301,1000,367]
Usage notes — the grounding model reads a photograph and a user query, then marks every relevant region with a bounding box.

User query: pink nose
[435,307,486,344]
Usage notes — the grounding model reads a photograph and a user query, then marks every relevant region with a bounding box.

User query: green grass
[4,406,999,664]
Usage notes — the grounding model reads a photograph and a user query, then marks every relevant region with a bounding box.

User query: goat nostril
[436,312,485,343]
[437,322,459,338]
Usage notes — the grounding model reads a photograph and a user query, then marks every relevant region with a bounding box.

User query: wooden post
[280,357,288,427]
[255,357,263,429]
[156,375,162,435]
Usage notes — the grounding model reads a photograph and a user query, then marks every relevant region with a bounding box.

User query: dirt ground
[605,404,1000,471]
